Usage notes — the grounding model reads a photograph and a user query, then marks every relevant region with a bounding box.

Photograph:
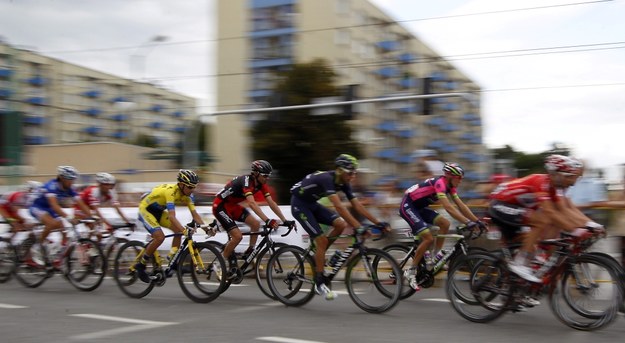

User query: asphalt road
[1,273,624,343]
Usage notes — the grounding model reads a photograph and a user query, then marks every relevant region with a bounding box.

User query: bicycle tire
[65,238,106,291]
[266,245,315,307]
[550,253,621,331]
[113,240,156,298]
[586,251,625,313]
[177,241,227,303]
[446,252,511,323]
[346,248,402,313]
[381,243,416,300]
[105,237,128,276]
[13,240,49,288]
[254,242,287,300]
[0,238,16,283]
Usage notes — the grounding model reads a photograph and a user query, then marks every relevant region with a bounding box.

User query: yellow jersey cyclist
[134,169,206,283]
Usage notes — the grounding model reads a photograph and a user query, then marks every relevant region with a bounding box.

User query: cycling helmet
[177,169,199,187]
[251,160,273,175]
[57,165,79,180]
[95,172,116,185]
[544,154,582,175]
[443,162,464,178]
[25,180,42,192]
[335,154,359,171]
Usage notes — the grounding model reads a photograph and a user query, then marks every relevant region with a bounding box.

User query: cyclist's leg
[214,203,245,263]
[432,214,450,253]
[135,212,163,282]
[243,214,262,255]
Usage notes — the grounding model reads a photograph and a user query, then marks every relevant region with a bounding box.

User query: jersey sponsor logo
[492,204,526,216]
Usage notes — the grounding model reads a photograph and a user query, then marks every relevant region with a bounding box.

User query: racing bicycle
[113,222,227,303]
[266,224,402,314]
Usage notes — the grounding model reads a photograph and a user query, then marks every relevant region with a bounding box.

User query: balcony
[376,40,400,52]
[375,66,400,79]
[25,96,46,105]
[83,126,102,135]
[23,115,46,125]
[0,89,11,98]
[82,90,101,98]
[110,114,129,121]
[249,57,292,69]
[0,68,14,78]
[110,131,129,139]
[249,27,296,38]
[396,52,417,63]
[148,121,163,129]
[172,111,185,118]
[82,107,102,117]
[375,147,400,160]
[111,96,130,103]
[430,71,447,82]
[395,129,416,138]
[440,123,459,132]
[150,104,164,112]
[250,0,296,9]
[398,77,418,89]
[27,76,47,86]
[248,89,272,99]
[23,135,47,145]
[172,126,186,133]
[394,154,413,164]
[375,120,398,132]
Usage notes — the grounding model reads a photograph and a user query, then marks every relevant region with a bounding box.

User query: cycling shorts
[212,201,250,232]
[290,196,339,239]
[398,199,439,236]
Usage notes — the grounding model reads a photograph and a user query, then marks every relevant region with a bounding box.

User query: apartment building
[215,0,488,193]
[0,41,196,168]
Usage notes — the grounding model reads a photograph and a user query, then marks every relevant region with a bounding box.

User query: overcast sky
[1,0,624,181]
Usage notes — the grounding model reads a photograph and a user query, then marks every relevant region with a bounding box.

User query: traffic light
[422,77,433,116]
[343,84,358,120]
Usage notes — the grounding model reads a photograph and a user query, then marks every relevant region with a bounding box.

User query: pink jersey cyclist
[400,176,459,235]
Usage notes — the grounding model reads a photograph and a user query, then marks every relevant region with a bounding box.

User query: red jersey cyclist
[400,162,484,291]
[74,172,133,241]
[212,160,289,276]
[488,154,597,283]
[134,169,206,283]
[0,181,42,237]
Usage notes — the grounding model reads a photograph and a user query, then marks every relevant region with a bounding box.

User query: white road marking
[0,303,27,309]
[229,302,282,313]
[257,337,328,343]
[421,298,450,303]
[69,313,177,340]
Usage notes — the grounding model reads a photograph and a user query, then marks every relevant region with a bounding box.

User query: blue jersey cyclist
[399,162,484,291]
[30,166,92,254]
[290,154,389,300]
[134,169,206,283]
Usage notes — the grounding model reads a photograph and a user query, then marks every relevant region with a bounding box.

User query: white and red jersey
[75,185,120,210]
[489,174,563,209]
[0,191,32,219]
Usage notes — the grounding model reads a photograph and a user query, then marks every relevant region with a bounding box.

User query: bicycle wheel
[266,245,315,307]
[586,251,625,313]
[0,238,16,283]
[177,242,227,303]
[65,238,106,291]
[550,253,622,331]
[446,252,511,323]
[255,243,287,300]
[346,248,402,313]
[381,243,415,300]
[113,240,155,298]
[105,237,128,276]
[13,240,49,288]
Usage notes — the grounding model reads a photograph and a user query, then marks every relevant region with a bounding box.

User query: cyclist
[29,166,92,262]
[212,160,288,275]
[488,154,598,283]
[74,172,133,241]
[0,181,42,237]
[290,154,389,300]
[134,169,206,283]
[399,162,483,291]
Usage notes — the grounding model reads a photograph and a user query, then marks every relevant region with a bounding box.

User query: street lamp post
[129,35,168,81]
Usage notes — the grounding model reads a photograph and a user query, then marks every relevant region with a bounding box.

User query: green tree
[250,59,361,201]
[491,142,574,177]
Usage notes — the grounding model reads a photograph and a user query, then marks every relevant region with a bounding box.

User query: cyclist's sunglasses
[260,173,271,178]
[341,168,357,176]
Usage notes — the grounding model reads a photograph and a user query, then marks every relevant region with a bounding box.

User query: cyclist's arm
[438,195,471,224]
[112,203,132,224]
[188,208,205,226]
[167,207,186,233]
[451,195,479,222]
[265,195,287,222]
[328,193,361,229]
[245,194,270,223]
[349,197,382,225]
[74,197,93,219]
[534,200,581,232]
[47,195,71,219]
[555,197,592,227]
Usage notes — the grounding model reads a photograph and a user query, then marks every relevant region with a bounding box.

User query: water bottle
[433,249,446,263]
[328,250,342,267]
[423,251,433,269]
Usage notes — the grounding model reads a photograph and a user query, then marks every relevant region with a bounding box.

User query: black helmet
[251,160,273,175]
[335,154,358,171]
[177,169,199,187]
[442,162,465,178]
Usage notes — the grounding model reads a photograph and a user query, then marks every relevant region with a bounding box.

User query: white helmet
[25,180,43,192]
[95,172,116,185]
[57,165,79,180]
